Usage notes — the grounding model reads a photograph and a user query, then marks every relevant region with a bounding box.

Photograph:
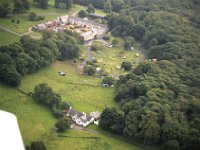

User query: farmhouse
[32,15,108,42]
[66,109,94,127]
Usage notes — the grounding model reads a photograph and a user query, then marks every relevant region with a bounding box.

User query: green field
[0,60,154,150]
[91,41,144,75]
[0,29,20,45]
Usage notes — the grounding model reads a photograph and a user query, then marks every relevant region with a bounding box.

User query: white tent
[0,110,25,150]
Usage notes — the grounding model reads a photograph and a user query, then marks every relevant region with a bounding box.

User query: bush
[78,10,88,18]
[102,36,110,41]
[112,39,119,46]
[55,117,71,132]
[37,16,45,20]
[84,65,96,76]
[162,140,180,150]
[28,12,37,21]
[121,61,132,71]
[28,12,45,21]
[91,44,100,51]
[26,141,47,150]
[102,76,115,85]
[124,36,135,50]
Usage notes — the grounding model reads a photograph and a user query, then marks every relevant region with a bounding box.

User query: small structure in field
[136,53,140,57]
[96,67,101,73]
[152,59,157,63]
[102,83,109,87]
[58,71,66,76]
[130,47,134,51]
[107,44,113,48]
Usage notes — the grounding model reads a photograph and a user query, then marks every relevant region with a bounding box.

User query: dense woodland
[0,30,83,86]
[100,0,200,150]
[0,0,200,150]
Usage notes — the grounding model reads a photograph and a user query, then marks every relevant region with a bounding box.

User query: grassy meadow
[0,60,153,150]
[0,29,20,45]
[91,41,145,75]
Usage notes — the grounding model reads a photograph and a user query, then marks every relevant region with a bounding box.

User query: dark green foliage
[32,83,61,108]
[102,76,115,85]
[121,61,132,71]
[26,141,47,150]
[162,140,180,150]
[13,0,30,13]
[0,3,10,18]
[28,12,45,21]
[84,65,96,76]
[0,30,82,87]
[112,39,118,46]
[78,10,88,18]
[55,117,71,132]
[124,37,135,50]
[91,44,100,51]
[104,0,112,13]
[86,3,95,13]
[34,0,48,9]
[55,0,73,9]
[102,36,110,41]
[0,64,21,86]
[65,0,73,9]
[28,12,37,21]
[99,108,125,134]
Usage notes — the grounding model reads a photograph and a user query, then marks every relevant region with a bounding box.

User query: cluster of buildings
[64,108,101,127]
[32,15,107,41]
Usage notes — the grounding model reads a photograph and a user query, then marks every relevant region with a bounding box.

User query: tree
[0,3,10,18]
[0,64,21,86]
[99,108,116,130]
[34,0,48,9]
[65,0,73,9]
[91,44,100,51]
[26,141,47,150]
[111,0,124,12]
[84,65,96,76]
[121,61,132,71]
[55,117,71,132]
[162,140,180,150]
[129,24,146,41]
[78,10,88,18]
[86,3,95,13]
[99,108,125,134]
[112,39,118,46]
[13,0,30,13]
[32,83,61,107]
[124,37,135,50]
[28,12,37,21]
[102,76,115,85]
[104,0,112,13]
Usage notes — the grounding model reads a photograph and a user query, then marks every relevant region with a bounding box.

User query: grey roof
[67,109,83,117]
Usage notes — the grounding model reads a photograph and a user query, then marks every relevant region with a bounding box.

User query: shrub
[103,36,110,41]
[78,10,88,18]
[102,76,115,85]
[121,61,132,71]
[84,65,96,76]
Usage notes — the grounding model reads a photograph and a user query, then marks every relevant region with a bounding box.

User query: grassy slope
[0,29,20,45]
[0,60,151,150]
[0,34,153,149]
